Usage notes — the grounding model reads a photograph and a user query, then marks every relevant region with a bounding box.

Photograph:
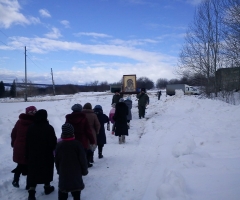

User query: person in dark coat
[11,106,37,189]
[137,88,149,119]
[55,123,88,200]
[111,90,122,105]
[113,100,128,144]
[93,105,110,158]
[65,104,95,168]
[158,90,162,100]
[124,96,132,129]
[26,109,57,200]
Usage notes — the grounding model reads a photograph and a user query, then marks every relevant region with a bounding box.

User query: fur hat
[83,103,92,110]
[71,104,82,112]
[26,106,37,115]
[35,109,47,122]
[119,98,124,102]
[61,123,74,139]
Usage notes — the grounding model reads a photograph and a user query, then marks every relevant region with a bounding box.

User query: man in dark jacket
[65,104,95,168]
[55,123,88,200]
[137,88,149,119]
[158,90,162,100]
[11,106,37,189]
[26,109,57,200]
[111,90,122,105]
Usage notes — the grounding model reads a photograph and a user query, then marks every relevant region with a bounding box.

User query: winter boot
[12,173,20,188]
[88,163,93,168]
[12,180,19,188]
[121,135,125,143]
[98,152,103,159]
[119,136,122,144]
[58,190,68,200]
[72,191,81,200]
[89,151,94,163]
[44,185,55,195]
[28,190,36,200]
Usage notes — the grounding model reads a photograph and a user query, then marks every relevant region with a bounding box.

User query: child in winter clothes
[109,103,116,135]
[55,123,88,200]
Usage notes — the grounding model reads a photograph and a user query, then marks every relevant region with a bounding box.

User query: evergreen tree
[0,81,5,98]
[10,80,16,98]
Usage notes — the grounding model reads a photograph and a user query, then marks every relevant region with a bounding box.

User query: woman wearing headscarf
[93,105,110,158]
[11,106,37,189]
[113,98,128,144]
[65,104,95,168]
[81,103,100,164]
[26,109,57,200]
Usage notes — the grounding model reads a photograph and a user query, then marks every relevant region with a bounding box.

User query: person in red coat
[11,106,37,189]
[65,104,95,168]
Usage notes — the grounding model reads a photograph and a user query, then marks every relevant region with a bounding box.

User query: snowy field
[0,90,240,200]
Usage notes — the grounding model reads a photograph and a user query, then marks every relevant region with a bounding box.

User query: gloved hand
[107,123,110,131]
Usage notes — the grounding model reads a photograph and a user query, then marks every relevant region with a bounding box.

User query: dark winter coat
[11,113,35,164]
[124,99,132,121]
[137,92,149,106]
[81,109,100,146]
[113,102,128,136]
[55,139,88,192]
[26,110,57,185]
[112,93,122,105]
[94,108,109,145]
[158,91,162,99]
[65,112,95,149]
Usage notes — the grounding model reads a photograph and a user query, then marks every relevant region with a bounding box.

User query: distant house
[216,67,240,91]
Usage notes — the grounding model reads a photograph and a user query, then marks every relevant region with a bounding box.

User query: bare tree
[156,78,168,89]
[178,0,225,97]
[222,0,240,67]
[137,77,154,90]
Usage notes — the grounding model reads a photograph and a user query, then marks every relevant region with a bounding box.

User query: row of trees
[178,0,240,97]
[1,76,197,98]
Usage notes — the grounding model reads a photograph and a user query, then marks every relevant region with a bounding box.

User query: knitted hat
[26,106,37,115]
[61,123,74,139]
[71,104,82,112]
[94,105,102,110]
[119,98,124,102]
[83,103,92,110]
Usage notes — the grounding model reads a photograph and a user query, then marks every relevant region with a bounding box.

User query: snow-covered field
[0,91,240,200]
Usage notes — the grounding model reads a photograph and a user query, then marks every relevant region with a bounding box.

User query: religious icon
[123,75,136,92]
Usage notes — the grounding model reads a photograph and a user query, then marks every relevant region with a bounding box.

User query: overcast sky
[0,0,203,85]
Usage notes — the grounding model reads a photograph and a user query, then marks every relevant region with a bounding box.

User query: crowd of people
[10,88,150,200]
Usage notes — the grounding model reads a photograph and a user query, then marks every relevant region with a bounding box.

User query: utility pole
[51,68,56,96]
[24,46,27,101]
